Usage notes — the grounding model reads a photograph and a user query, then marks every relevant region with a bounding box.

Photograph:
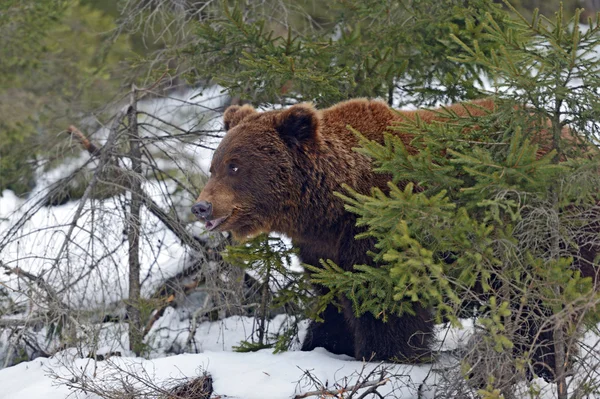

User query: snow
[0,313,469,399]
[0,183,189,307]
[0,349,424,399]
[0,312,570,399]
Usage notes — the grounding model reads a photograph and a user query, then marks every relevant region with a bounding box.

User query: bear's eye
[228,163,239,175]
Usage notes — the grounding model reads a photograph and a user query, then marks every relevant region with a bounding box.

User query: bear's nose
[192,201,212,220]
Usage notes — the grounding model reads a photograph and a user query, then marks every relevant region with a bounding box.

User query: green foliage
[449,2,600,141]
[306,259,399,320]
[0,1,69,86]
[477,296,514,352]
[232,340,273,352]
[0,0,67,194]
[183,0,514,107]
[225,234,310,352]
[308,1,600,384]
[0,0,132,195]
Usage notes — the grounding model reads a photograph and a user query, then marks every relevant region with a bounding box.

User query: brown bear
[193,98,599,378]
[191,98,509,363]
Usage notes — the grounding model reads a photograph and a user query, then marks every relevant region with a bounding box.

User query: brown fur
[195,98,597,370]
[200,99,502,240]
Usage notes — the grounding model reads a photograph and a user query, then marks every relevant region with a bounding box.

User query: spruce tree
[310,2,600,395]
[184,0,509,107]
[224,234,310,352]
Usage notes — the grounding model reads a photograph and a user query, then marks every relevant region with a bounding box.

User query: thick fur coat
[193,98,598,371]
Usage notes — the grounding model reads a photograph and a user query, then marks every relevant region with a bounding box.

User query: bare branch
[293,378,389,399]
[66,122,211,257]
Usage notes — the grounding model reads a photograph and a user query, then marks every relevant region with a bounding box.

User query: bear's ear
[223,104,257,131]
[275,104,320,147]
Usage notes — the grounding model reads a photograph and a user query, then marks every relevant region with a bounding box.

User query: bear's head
[192,103,321,239]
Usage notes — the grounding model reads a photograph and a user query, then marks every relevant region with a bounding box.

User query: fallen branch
[168,373,213,399]
[293,377,389,399]
[49,355,212,399]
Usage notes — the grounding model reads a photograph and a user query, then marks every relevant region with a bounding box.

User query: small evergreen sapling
[225,234,312,353]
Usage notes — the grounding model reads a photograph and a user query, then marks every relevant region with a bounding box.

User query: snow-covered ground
[0,313,456,399]
[0,314,564,399]
[0,343,428,399]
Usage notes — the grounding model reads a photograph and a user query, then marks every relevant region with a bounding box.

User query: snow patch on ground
[0,349,427,399]
[0,314,569,399]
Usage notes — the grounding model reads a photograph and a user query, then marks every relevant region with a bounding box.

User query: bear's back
[318,98,497,150]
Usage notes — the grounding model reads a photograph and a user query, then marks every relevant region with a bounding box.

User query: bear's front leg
[350,303,434,363]
[301,302,355,357]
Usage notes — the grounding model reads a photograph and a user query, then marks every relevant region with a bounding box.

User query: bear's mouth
[204,215,229,231]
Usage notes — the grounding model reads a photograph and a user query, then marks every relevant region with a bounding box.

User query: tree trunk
[127,85,143,356]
